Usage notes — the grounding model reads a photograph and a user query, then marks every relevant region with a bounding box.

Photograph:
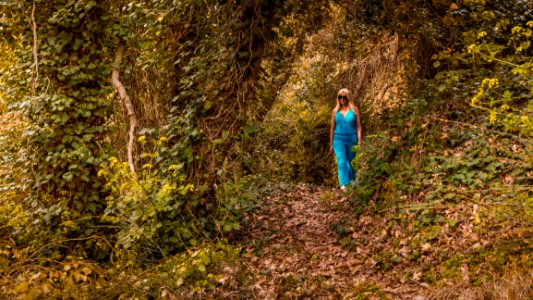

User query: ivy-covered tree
[0,1,116,259]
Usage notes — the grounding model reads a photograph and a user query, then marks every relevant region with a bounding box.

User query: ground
[186,183,531,300]
[232,184,425,299]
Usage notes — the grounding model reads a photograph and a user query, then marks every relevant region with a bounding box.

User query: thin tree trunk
[111,41,137,177]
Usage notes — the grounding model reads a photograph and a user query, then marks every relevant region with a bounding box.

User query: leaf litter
[234,184,423,299]
[191,183,531,299]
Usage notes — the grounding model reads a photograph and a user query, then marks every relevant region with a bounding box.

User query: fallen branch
[111,41,137,177]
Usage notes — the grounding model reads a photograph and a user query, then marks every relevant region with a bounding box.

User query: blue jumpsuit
[333,110,358,187]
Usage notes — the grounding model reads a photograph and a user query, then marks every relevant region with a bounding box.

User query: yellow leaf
[81,266,92,276]
[473,211,480,224]
[15,281,29,293]
[176,277,184,286]
[40,283,52,294]
[65,277,74,287]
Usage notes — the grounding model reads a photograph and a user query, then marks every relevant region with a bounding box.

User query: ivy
[5,0,115,258]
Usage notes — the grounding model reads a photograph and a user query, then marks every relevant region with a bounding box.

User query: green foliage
[0,1,115,258]
[448,6,532,135]
[326,0,533,288]
[255,54,339,184]
[0,241,240,299]
[0,248,101,299]
[1,0,531,297]
[96,241,241,299]
[154,241,240,292]
[347,68,533,290]
[0,6,33,220]
[0,114,30,238]
[258,98,335,184]
[0,0,330,271]
[98,136,259,259]
[354,102,532,207]
[163,0,330,189]
[214,176,259,235]
[344,282,388,300]
[99,146,195,257]
[348,0,533,206]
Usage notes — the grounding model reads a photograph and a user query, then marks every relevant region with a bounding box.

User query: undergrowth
[0,240,241,299]
[344,93,532,291]
[0,135,262,299]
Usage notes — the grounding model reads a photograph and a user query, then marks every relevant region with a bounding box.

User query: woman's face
[338,93,348,105]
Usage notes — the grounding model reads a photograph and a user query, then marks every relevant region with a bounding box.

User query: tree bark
[111,41,137,177]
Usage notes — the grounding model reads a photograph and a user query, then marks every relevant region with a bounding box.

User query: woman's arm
[330,110,336,153]
[355,107,362,145]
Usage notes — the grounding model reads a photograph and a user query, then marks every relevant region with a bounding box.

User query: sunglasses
[337,95,348,100]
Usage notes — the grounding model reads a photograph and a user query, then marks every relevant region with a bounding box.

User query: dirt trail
[238,184,425,299]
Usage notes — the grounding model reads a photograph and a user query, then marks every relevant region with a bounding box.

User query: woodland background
[0,0,532,298]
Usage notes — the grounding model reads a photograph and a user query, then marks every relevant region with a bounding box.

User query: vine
[8,0,115,258]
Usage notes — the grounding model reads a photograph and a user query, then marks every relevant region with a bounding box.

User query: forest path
[237,184,425,299]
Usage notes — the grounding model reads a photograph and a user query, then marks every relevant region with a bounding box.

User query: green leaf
[85,1,96,11]
[196,263,206,273]
[63,172,74,181]
[232,222,240,230]
[223,223,233,232]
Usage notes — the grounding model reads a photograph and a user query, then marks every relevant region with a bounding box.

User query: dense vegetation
[0,0,531,298]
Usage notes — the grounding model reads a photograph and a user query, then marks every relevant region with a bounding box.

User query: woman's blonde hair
[334,88,356,112]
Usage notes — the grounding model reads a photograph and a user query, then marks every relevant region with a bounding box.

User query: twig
[23,0,39,95]
[430,116,481,129]
[30,1,39,94]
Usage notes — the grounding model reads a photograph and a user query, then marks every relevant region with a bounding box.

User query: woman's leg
[346,142,356,183]
[333,139,354,187]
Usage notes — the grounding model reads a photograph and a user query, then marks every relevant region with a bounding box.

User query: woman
[329,88,362,190]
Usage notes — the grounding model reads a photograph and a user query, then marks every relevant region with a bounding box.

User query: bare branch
[111,41,138,178]
[23,0,39,95]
